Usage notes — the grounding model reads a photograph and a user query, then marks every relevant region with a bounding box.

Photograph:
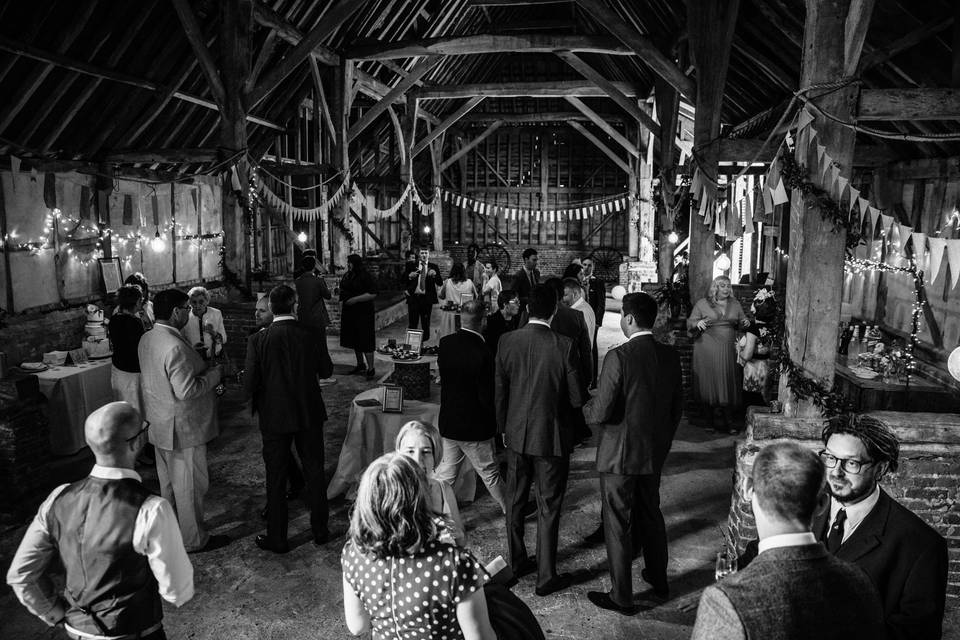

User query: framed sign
[404,329,424,354]
[68,348,89,365]
[382,385,404,413]
[99,257,123,294]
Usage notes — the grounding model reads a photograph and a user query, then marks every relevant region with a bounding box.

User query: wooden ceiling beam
[347,57,440,143]
[858,15,954,73]
[469,0,571,5]
[843,0,877,76]
[461,111,624,123]
[248,0,372,109]
[102,148,220,164]
[440,120,503,171]
[416,80,640,99]
[555,51,660,136]
[858,87,960,120]
[347,33,633,60]
[564,96,639,158]
[568,121,631,174]
[411,96,484,157]
[573,0,695,100]
[169,0,226,109]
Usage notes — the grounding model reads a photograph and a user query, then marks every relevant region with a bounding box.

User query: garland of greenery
[329,214,355,246]
[768,152,863,416]
[218,247,253,299]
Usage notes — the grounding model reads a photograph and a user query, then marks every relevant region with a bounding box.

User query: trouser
[600,472,668,607]
[110,367,142,413]
[505,448,569,590]
[408,295,434,341]
[155,445,209,551]
[591,325,600,387]
[435,437,506,513]
[262,427,328,546]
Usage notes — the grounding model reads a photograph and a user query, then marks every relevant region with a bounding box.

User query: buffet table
[35,359,113,455]
[834,356,960,413]
[326,386,476,502]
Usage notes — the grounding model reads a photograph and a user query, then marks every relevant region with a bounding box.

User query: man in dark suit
[816,415,948,640]
[495,285,582,597]
[583,292,683,614]
[243,285,334,553]
[435,300,505,513]
[546,277,593,443]
[483,289,520,356]
[580,256,606,388]
[404,247,442,341]
[511,247,540,317]
[691,442,884,639]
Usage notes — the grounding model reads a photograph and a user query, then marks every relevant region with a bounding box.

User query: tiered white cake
[83,304,112,358]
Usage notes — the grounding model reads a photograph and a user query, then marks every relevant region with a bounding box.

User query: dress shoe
[640,569,670,599]
[587,591,638,615]
[313,530,331,546]
[190,534,231,554]
[513,557,537,578]
[534,573,572,597]
[583,525,604,545]
[364,368,376,380]
[255,534,289,554]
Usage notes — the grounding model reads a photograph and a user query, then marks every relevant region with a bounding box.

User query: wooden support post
[402,93,419,246]
[539,133,549,246]
[779,0,861,417]
[430,138,443,252]
[688,0,740,305]
[331,58,354,268]
[655,77,681,282]
[0,174,14,311]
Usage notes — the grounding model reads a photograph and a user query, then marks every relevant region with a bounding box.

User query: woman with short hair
[341,453,495,640]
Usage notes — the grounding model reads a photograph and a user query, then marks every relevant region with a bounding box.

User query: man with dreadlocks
[815,414,947,640]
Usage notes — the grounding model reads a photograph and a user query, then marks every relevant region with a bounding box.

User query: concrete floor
[2,307,956,639]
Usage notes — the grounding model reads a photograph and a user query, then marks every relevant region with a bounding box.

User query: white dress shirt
[571,297,596,338]
[829,484,880,544]
[527,318,551,328]
[181,306,226,356]
[6,465,195,627]
[757,531,817,554]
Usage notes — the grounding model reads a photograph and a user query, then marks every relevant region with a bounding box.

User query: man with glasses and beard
[815,415,947,640]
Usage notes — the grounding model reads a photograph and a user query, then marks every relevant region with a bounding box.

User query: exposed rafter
[564,96,639,158]
[568,121,631,174]
[347,57,440,143]
[411,97,484,157]
[440,121,503,171]
[416,80,640,99]
[169,0,226,109]
[347,33,633,60]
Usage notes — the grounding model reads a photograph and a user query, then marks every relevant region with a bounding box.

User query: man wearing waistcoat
[7,402,194,640]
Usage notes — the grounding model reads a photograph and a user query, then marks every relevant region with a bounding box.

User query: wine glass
[715,549,737,581]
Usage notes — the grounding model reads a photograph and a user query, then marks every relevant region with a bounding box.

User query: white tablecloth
[327,386,476,501]
[35,359,113,455]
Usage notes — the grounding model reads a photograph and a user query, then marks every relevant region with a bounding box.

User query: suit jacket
[294,271,331,328]
[138,324,222,450]
[583,275,606,325]
[495,323,582,457]
[511,267,540,312]
[243,319,333,433]
[812,489,948,640]
[550,305,593,392]
[583,335,683,475]
[691,543,884,640]
[483,311,519,356]
[404,261,442,304]
[438,330,496,441]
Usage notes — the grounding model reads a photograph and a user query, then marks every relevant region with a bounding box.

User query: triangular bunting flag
[879,213,894,237]
[897,224,914,254]
[858,198,871,219]
[911,232,927,269]
[948,240,960,289]
[848,187,860,214]
[772,179,789,205]
[869,207,882,237]
[762,187,774,215]
[927,237,947,282]
[797,108,815,131]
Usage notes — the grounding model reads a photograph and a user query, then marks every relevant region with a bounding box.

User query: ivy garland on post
[769,153,864,416]
[329,214,355,247]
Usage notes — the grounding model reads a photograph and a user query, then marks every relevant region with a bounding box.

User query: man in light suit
[244,285,333,553]
[583,292,683,614]
[691,442,884,639]
[138,289,228,553]
[496,284,582,597]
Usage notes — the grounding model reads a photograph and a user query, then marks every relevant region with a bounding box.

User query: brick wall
[447,244,591,284]
[729,409,960,599]
[0,307,88,365]
[0,398,50,513]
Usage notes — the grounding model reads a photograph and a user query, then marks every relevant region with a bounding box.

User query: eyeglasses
[818,450,877,474]
[126,420,150,443]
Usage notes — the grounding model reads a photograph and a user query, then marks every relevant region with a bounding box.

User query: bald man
[7,402,193,639]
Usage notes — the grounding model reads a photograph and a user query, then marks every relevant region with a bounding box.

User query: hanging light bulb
[150,228,166,253]
[716,253,732,271]
[297,231,308,243]
[667,231,679,244]
[423,225,432,234]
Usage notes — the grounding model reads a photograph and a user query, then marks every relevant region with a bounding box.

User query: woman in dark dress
[341,453,495,640]
[340,254,378,379]
[108,284,145,412]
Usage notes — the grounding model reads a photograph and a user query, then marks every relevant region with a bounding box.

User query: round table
[374,351,438,400]
[326,387,476,502]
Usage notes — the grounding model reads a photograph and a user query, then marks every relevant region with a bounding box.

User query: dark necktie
[418,263,427,292]
[825,509,847,552]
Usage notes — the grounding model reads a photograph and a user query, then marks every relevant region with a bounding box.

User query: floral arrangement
[858,342,910,379]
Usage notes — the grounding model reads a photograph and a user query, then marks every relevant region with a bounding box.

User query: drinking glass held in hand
[715,549,737,581]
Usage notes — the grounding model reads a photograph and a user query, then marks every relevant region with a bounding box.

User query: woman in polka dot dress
[342,453,496,640]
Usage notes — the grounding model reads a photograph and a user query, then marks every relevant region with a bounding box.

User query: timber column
[779,0,859,416]
[330,58,354,268]
[688,0,740,304]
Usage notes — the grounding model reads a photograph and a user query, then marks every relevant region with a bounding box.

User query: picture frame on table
[404,329,424,354]
[98,257,123,294]
[382,385,404,413]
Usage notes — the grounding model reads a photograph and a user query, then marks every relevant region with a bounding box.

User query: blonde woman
[341,453,495,640]
[395,420,466,547]
[687,275,749,432]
